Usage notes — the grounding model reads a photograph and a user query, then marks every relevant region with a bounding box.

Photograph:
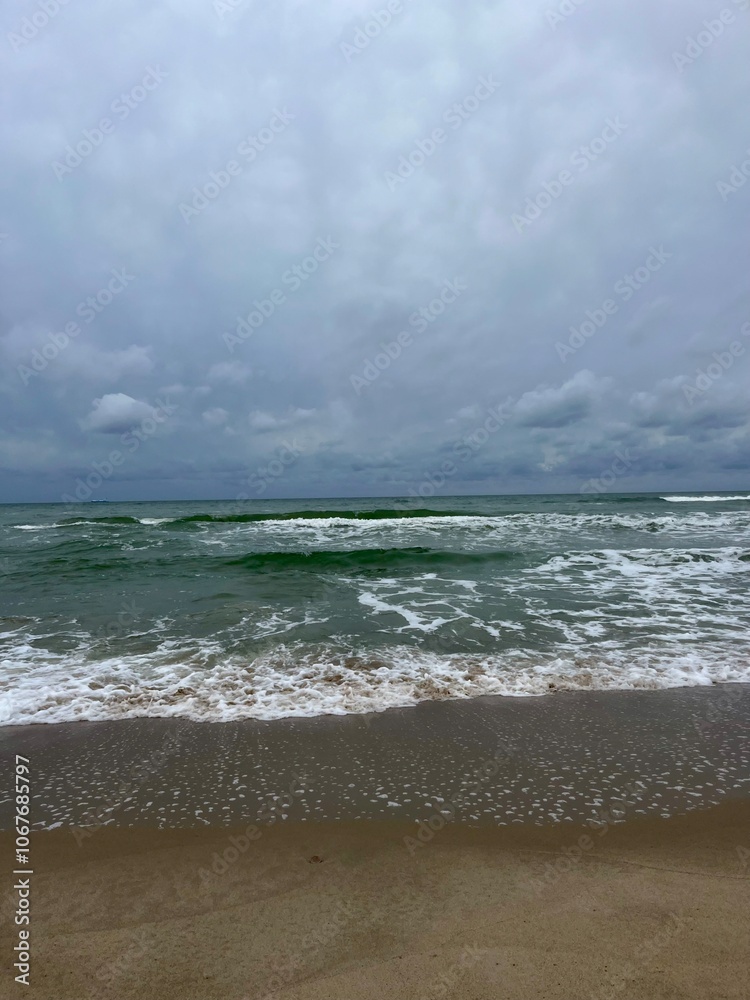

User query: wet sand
[1,686,749,997]
[1,685,749,831]
[2,804,749,999]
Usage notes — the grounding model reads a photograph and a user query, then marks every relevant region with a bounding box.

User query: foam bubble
[1,638,748,725]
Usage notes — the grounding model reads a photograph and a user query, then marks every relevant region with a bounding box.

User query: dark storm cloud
[1,0,749,500]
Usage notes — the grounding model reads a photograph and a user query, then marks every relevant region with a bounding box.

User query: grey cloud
[207,361,252,383]
[248,408,316,432]
[515,371,611,428]
[1,0,749,500]
[202,406,229,426]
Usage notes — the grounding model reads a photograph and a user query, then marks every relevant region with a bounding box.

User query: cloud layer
[1,0,749,500]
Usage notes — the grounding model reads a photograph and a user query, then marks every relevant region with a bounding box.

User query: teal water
[1,492,749,723]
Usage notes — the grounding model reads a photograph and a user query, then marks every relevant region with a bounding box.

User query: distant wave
[169,508,470,524]
[60,515,143,524]
[224,547,520,572]
[11,543,747,587]
[660,496,750,503]
[42,509,471,527]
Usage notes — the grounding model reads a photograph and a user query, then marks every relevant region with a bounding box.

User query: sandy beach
[2,686,749,997]
[2,803,749,998]
[3,0,750,983]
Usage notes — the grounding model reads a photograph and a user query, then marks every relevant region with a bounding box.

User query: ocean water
[1,492,749,724]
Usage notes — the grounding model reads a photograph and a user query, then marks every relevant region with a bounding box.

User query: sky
[1,0,749,502]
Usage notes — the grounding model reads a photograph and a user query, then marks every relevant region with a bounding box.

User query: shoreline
[2,684,749,997]
[2,684,749,832]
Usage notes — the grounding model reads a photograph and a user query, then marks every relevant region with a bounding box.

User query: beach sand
[1,686,749,997]
[2,805,749,999]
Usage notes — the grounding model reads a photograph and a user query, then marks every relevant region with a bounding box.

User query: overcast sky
[1,0,749,502]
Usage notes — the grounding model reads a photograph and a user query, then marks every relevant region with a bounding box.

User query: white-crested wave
[12,510,750,550]
[1,639,748,725]
[661,495,750,502]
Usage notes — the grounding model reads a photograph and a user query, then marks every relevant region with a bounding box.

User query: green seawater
[1,493,749,722]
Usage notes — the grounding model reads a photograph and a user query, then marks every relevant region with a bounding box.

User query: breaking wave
[1,639,748,725]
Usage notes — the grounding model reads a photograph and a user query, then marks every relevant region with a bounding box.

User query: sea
[1,492,749,725]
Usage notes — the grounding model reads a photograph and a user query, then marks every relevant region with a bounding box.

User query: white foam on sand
[1,636,748,725]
